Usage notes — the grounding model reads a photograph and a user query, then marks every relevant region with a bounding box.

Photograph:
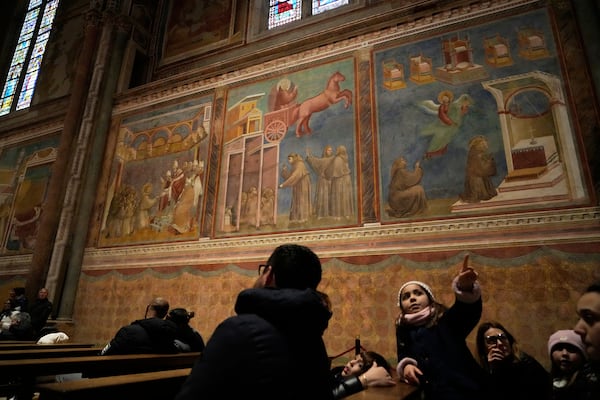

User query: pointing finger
[461,254,470,273]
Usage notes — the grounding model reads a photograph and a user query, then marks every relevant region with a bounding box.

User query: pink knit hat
[397,280,435,307]
[547,329,587,358]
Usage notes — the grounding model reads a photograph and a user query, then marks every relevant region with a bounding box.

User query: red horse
[292,71,353,137]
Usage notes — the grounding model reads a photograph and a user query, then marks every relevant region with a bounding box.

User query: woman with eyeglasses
[395,255,486,399]
[475,321,551,400]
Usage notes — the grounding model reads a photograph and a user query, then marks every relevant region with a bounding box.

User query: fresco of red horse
[292,71,353,137]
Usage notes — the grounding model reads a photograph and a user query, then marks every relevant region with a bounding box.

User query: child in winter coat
[395,255,486,400]
[548,329,587,399]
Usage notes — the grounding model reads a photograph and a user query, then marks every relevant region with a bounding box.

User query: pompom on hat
[397,280,435,307]
[548,329,587,358]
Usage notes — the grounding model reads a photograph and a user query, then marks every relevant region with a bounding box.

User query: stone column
[26,8,102,302]
[56,15,132,319]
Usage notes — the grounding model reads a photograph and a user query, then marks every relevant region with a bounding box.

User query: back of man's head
[267,244,322,290]
[148,297,169,318]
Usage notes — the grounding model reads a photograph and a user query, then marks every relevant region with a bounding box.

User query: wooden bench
[35,368,191,400]
[0,352,200,399]
[0,340,36,344]
[0,342,96,351]
[346,383,420,399]
[0,346,103,359]
[34,370,420,400]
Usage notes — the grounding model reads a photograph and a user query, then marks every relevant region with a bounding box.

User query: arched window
[0,0,60,116]
[268,0,349,30]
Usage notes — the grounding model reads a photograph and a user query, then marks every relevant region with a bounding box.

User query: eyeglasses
[258,264,269,276]
[485,333,509,346]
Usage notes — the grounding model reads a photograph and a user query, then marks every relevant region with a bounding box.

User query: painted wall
[0,0,599,373]
[69,245,599,369]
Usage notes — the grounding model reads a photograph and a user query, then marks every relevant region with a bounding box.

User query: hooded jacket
[174,287,333,400]
[100,317,178,355]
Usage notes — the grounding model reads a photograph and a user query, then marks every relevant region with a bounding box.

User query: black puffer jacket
[100,317,178,355]
[174,287,334,400]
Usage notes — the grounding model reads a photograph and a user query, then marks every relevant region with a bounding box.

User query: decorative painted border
[75,206,600,272]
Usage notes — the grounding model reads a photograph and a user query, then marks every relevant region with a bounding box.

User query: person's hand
[415,160,420,169]
[362,362,396,387]
[402,364,423,386]
[456,254,477,292]
[487,347,506,364]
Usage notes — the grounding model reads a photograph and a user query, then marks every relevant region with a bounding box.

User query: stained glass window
[268,0,348,30]
[268,1,302,29]
[0,0,60,116]
[312,0,348,15]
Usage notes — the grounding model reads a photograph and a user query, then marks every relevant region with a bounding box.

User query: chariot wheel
[264,120,287,142]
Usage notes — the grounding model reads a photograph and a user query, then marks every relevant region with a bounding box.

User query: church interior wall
[0,0,599,369]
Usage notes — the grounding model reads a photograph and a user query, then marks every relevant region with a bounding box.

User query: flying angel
[418,91,473,159]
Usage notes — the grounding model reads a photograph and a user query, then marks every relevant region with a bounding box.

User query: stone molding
[76,206,600,271]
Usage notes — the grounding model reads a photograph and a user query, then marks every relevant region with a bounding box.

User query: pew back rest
[0,347,103,359]
[0,352,200,378]
[35,368,191,400]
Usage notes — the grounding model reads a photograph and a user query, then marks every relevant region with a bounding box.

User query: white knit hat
[397,280,435,307]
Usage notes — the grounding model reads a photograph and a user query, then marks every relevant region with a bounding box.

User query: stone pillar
[26,8,102,303]
[56,15,132,319]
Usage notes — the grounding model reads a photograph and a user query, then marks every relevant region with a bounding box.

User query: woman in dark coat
[476,320,551,400]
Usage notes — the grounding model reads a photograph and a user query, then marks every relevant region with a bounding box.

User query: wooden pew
[0,352,200,399]
[346,383,420,399]
[35,370,420,400]
[0,342,96,351]
[35,368,191,400]
[0,340,36,344]
[0,346,103,359]
[33,367,419,400]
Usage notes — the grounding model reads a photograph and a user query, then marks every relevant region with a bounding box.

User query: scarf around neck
[400,306,432,327]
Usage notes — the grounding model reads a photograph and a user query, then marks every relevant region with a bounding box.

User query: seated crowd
[99,297,204,355]
[4,244,599,400]
[0,287,53,341]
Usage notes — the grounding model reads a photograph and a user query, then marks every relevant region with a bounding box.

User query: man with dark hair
[100,297,178,355]
[573,281,600,398]
[175,244,334,400]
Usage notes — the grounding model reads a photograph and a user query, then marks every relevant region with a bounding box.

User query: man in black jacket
[29,287,53,338]
[100,297,178,355]
[175,243,334,400]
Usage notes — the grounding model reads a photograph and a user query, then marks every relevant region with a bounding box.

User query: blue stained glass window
[268,0,302,29]
[29,0,43,9]
[3,80,17,97]
[0,0,60,116]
